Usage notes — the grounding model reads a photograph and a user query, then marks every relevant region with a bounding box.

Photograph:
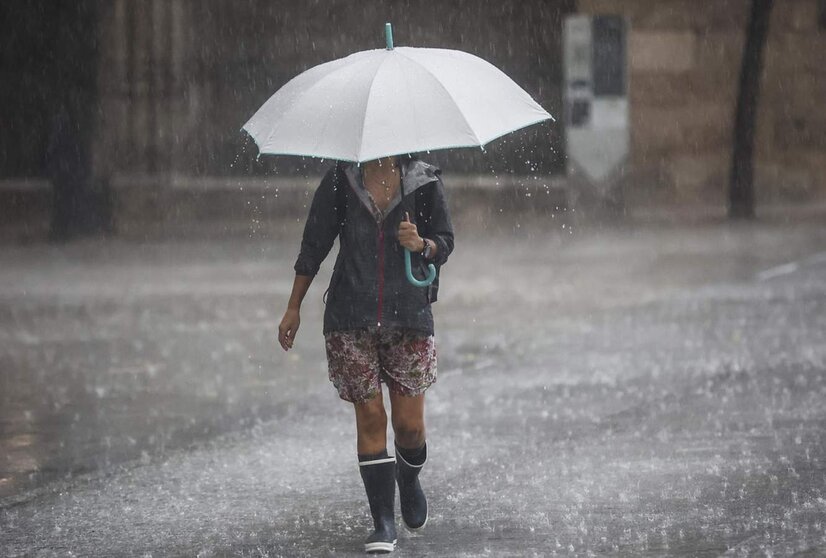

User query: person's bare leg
[389,391,426,449]
[354,391,388,455]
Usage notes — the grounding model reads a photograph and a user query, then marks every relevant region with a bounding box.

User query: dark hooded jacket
[294,157,454,335]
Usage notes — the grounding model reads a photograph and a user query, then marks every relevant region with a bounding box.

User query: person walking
[278,154,454,553]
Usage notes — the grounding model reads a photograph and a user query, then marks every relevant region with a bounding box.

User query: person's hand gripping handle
[399,212,437,287]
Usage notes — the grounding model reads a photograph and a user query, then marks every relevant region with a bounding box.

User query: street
[2,218,826,556]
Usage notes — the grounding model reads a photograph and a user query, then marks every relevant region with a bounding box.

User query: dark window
[569,100,591,127]
[820,0,826,29]
[592,15,626,96]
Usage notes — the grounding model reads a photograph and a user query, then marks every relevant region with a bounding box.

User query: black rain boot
[395,441,428,530]
[359,455,398,553]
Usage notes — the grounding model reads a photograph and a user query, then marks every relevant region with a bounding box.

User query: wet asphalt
[1,218,826,556]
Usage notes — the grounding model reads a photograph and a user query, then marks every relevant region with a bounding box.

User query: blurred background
[2,0,824,238]
[2,1,826,556]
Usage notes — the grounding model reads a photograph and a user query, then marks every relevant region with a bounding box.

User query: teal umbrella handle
[404,248,436,287]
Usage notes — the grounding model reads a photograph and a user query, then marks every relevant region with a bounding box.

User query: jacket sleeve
[293,166,341,277]
[425,175,454,267]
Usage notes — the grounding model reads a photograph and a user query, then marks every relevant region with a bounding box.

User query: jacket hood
[343,158,441,197]
[400,159,442,195]
[342,158,441,221]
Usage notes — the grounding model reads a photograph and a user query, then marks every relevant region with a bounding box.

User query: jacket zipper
[376,224,384,327]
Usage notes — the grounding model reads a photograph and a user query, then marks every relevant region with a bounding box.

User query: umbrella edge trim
[248,115,554,163]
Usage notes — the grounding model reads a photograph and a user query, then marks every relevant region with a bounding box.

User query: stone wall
[577,0,826,208]
[760,0,826,203]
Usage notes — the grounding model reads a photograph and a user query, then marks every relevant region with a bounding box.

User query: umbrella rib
[248,58,349,149]
[356,54,393,162]
[258,54,381,159]
[393,50,482,146]
[309,60,377,161]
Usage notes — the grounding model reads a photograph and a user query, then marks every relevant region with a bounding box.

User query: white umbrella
[242,23,553,163]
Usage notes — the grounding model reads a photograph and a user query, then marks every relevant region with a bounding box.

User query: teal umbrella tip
[385,22,394,50]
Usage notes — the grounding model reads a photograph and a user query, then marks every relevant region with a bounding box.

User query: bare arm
[278,274,314,351]
[281,164,342,351]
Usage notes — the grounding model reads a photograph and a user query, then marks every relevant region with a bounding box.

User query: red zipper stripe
[377,225,384,327]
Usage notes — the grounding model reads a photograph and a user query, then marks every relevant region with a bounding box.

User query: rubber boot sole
[403,510,428,531]
[365,539,397,553]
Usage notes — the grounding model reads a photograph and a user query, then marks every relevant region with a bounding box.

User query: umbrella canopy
[242,27,553,163]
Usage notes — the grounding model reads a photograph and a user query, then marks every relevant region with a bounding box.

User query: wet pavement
[1,218,826,556]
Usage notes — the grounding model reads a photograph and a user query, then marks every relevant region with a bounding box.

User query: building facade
[578,0,826,208]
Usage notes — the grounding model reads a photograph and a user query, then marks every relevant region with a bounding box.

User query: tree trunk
[729,0,773,220]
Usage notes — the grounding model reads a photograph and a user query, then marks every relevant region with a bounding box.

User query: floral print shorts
[324,327,437,403]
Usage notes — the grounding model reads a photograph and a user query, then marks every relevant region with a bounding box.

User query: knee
[356,399,387,433]
[393,419,425,447]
